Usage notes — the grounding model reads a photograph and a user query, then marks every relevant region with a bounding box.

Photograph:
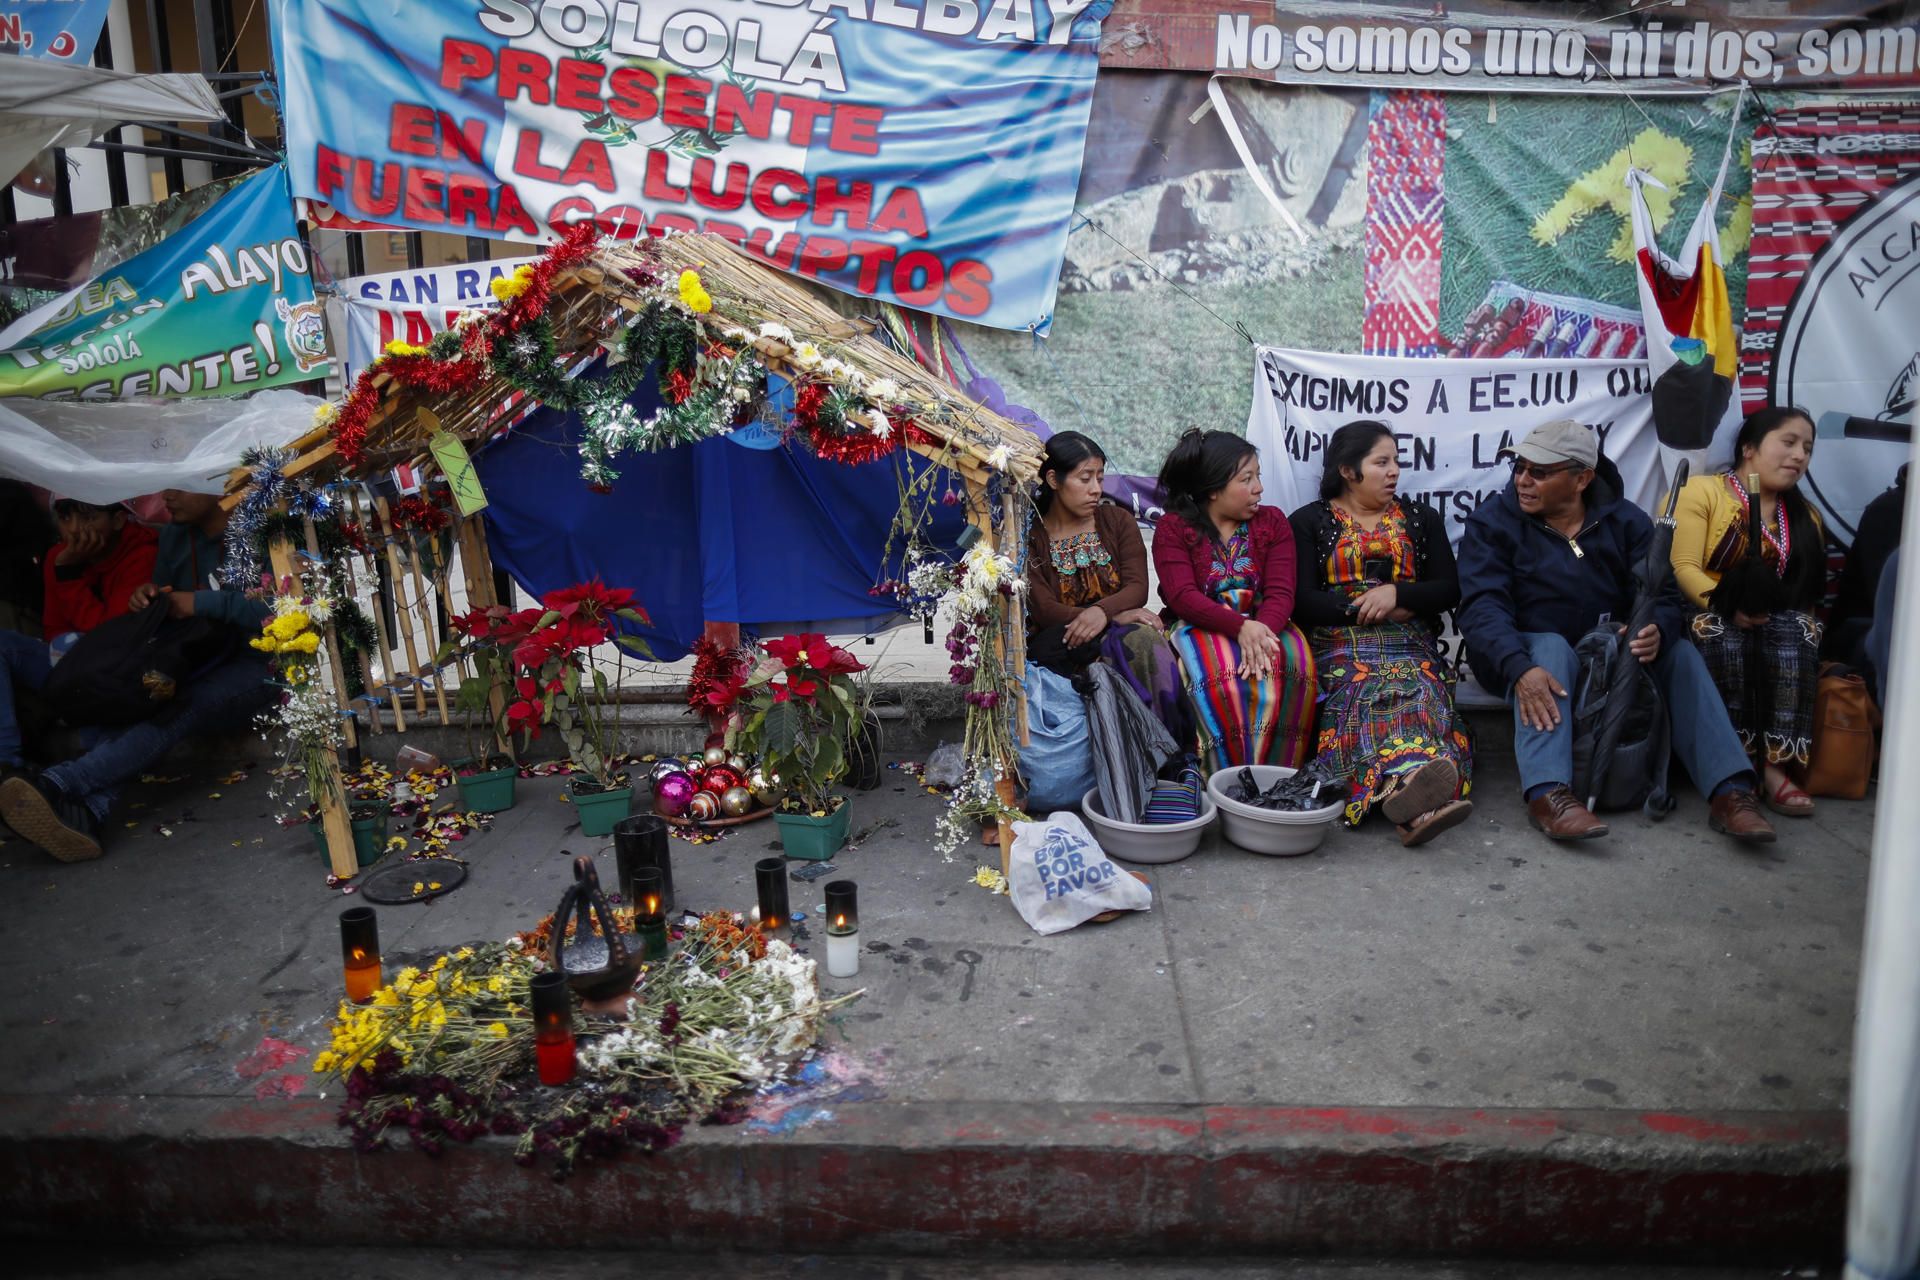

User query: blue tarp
[473,377,967,661]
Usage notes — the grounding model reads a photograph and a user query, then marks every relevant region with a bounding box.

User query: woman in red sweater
[1152,429,1316,772]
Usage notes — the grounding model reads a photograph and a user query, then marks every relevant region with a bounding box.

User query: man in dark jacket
[1456,419,1773,845]
[0,489,274,862]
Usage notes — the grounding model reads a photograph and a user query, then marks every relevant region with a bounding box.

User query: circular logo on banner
[1772,169,1920,545]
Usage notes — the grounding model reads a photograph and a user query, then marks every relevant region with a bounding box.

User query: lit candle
[530,972,575,1086]
[755,857,790,933]
[824,880,859,978]
[339,906,381,1004]
[633,866,668,960]
[613,814,674,915]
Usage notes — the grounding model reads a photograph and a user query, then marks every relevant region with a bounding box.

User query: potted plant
[443,606,523,813]
[727,632,868,860]
[507,580,652,837]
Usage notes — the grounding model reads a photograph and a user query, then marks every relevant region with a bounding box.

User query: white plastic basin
[1205,765,1344,856]
[1080,787,1215,865]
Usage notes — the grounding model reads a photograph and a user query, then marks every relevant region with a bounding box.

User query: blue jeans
[0,628,53,768]
[1508,631,1753,798]
[1866,547,1900,705]
[43,655,276,820]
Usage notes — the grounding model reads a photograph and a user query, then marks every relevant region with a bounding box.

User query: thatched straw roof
[239,231,1043,494]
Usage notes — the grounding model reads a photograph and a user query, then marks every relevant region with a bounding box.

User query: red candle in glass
[530,972,575,1086]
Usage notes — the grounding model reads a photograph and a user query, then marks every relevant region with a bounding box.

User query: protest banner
[334,256,539,384]
[0,165,329,400]
[1104,0,1920,95]
[268,0,1112,332]
[1244,346,1661,540]
[0,0,110,61]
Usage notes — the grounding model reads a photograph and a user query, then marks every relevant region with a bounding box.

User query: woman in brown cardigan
[1027,432,1190,743]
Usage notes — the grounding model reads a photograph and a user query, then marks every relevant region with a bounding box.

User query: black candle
[755,856,790,931]
[339,906,381,1004]
[613,814,674,914]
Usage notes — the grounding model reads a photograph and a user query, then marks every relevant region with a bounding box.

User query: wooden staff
[964,484,1020,881]
[268,536,356,880]
[302,516,360,754]
[325,508,381,735]
[397,506,454,726]
[351,489,406,735]
[374,496,429,718]
[458,513,509,730]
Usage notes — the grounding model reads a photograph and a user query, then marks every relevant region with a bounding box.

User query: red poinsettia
[763,632,866,676]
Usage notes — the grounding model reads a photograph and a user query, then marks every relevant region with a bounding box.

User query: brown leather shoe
[1709,788,1777,844]
[1527,786,1609,840]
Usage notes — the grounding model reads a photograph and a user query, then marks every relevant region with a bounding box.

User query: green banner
[0,165,330,400]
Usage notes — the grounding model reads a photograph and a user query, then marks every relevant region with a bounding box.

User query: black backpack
[1569,622,1675,817]
[42,604,240,727]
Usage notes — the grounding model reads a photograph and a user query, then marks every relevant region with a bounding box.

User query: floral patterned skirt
[1310,621,1472,826]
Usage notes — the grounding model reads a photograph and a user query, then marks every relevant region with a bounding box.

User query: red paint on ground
[1087,1111,1204,1139]
[1640,1112,1758,1143]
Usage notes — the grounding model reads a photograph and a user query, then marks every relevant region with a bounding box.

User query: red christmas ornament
[701,765,744,795]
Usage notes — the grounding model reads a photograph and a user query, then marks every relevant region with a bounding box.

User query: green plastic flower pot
[571,783,633,837]
[454,761,518,814]
[309,808,386,868]
[772,799,852,861]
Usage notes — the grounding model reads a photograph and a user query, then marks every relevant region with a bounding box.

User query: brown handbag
[1803,665,1879,799]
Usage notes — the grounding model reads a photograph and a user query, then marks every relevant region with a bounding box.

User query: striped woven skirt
[1310,621,1472,826]
[1169,618,1318,773]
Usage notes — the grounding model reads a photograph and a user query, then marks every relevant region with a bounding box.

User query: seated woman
[1670,406,1829,817]
[1151,429,1315,773]
[1026,431,1188,743]
[1289,421,1472,846]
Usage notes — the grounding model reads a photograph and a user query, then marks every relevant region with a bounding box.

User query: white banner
[335,257,538,385]
[1245,347,1663,545]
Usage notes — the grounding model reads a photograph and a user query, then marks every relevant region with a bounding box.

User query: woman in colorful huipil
[1025,432,1187,743]
[1151,429,1316,772]
[1669,406,1828,817]
[1289,421,1472,846]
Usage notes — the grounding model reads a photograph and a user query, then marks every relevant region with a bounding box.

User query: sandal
[1397,799,1473,848]
[1379,758,1459,825]
[1764,774,1815,818]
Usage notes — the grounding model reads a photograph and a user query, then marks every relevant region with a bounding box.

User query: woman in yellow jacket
[1669,406,1828,817]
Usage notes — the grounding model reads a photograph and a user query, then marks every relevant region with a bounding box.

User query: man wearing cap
[1456,419,1774,845]
[0,489,272,862]
[40,497,159,639]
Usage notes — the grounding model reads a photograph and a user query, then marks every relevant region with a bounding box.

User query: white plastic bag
[1008,812,1152,936]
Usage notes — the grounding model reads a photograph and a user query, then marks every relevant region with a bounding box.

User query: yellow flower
[383,339,426,358]
[385,836,406,852]
[311,1051,338,1073]
[311,402,339,429]
[286,632,321,654]
[487,1022,509,1039]
[677,269,713,314]
[491,265,534,302]
[249,636,276,653]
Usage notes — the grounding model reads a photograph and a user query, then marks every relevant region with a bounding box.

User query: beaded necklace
[1726,473,1790,577]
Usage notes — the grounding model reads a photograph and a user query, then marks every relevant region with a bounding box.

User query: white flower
[758,321,795,343]
[863,408,893,438]
[987,445,1011,472]
[723,326,754,342]
[790,341,823,370]
[818,357,850,380]
[864,377,901,405]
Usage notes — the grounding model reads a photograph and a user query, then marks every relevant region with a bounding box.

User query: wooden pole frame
[267,535,357,880]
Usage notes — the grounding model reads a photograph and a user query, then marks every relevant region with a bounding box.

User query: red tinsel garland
[329,223,604,470]
[390,495,451,534]
[684,635,746,719]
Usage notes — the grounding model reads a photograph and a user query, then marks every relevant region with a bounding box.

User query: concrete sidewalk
[0,729,1868,1259]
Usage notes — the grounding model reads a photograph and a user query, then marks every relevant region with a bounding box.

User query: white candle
[826,929,859,978]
